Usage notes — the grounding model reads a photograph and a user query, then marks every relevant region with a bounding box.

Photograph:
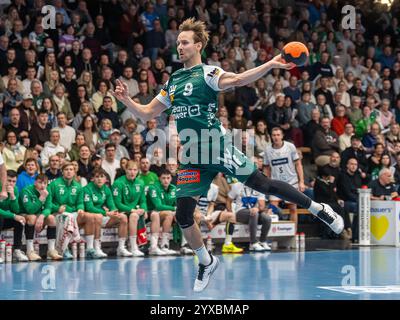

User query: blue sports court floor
[1,247,400,300]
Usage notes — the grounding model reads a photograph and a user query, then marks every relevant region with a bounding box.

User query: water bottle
[206,235,213,252]
[299,232,306,250]
[295,233,300,250]
[5,244,12,263]
[0,240,6,261]
[34,241,40,255]
[71,242,78,259]
[79,240,86,259]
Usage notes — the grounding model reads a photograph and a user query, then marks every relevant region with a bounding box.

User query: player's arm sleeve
[83,189,106,215]
[291,144,300,161]
[112,183,133,212]
[105,187,117,211]
[148,186,175,211]
[139,187,148,211]
[21,190,46,216]
[203,65,226,92]
[76,187,84,211]
[0,208,15,219]
[155,80,172,109]
[9,187,20,214]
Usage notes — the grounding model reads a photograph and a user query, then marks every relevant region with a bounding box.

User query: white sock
[181,236,187,247]
[118,238,126,249]
[151,233,159,249]
[48,239,55,251]
[94,239,102,251]
[27,240,34,252]
[86,235,94,250]
[225,235,232,245]
[194,245,211,266]
[161,233,169,248]
[129,236,138,251]
[308,201,324,215]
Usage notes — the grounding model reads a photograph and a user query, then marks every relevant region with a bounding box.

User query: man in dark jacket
[340,135,368,174]
[96,96,120,129]
[265,94,291,136]
[312,117,340,167]
[29,109,51,153]
[337,157,364,242]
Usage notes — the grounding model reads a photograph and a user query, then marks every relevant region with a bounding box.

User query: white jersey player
[264,127,305,229]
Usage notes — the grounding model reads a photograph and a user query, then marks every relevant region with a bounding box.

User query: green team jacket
[138,172,159,191]
[112,175,147,213]
[20,185,49,216]
[82,181,117,216]
[44,177,84,215]
[146,183,177,212]
[0,183,19,219]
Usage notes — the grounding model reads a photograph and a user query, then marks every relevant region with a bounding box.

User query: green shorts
[176,134,256,198]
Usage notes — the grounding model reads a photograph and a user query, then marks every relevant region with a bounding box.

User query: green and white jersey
[156,64,226,144]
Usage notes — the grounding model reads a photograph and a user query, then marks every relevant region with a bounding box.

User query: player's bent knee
[176,197,197,229]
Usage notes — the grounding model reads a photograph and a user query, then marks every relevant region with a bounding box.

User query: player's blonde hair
[179,18,209,51]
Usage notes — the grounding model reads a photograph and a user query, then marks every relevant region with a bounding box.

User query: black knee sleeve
[176,197,198,229]
[245,170,311,208]
[25,224,35,240]
[47,226,57,239]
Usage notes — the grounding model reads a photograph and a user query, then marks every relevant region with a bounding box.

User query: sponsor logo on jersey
[177,169,201,185]
[172,105,201,119]
[169,85,176,102]
[207,68,220,78]
[271,158,289,166]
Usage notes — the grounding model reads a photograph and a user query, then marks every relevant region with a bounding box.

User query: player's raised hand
[111,79,130,101]
[270,54,296,70]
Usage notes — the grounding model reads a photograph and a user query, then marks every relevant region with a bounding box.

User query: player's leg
[128,212,145,256]
[235,208,265,252]
[93,214,108,258]
[148,211,165,256]
[105,214,132,257]
[1,218,28,262]
[44,215,62,260]
[180,210,201,255]
[25,215,41,261]
[244,169,343,234]
[218,210,243,253]
[258,212,272,250]
[159,210,175,255]
[77,212,97,257]
[176,196,220,292]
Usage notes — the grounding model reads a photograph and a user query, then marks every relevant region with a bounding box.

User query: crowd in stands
[0,0,400,261]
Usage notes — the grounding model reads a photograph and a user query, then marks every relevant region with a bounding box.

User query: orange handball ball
[281,42,309,66]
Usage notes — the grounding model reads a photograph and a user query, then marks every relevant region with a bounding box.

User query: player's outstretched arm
[218,54,296,91]
[111,79,167,122]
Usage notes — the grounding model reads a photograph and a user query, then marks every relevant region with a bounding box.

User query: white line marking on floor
[120,293,134,296]
[13,289,27,292]
[40,290,54,293]
[199,297,213,300]
[146,294,160,297]
[93,292,108,295]
[172,295,187,298]
[67,291,80,294]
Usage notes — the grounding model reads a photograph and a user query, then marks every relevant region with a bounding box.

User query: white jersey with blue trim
[264,141,299,186]
[228,182,265,213]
